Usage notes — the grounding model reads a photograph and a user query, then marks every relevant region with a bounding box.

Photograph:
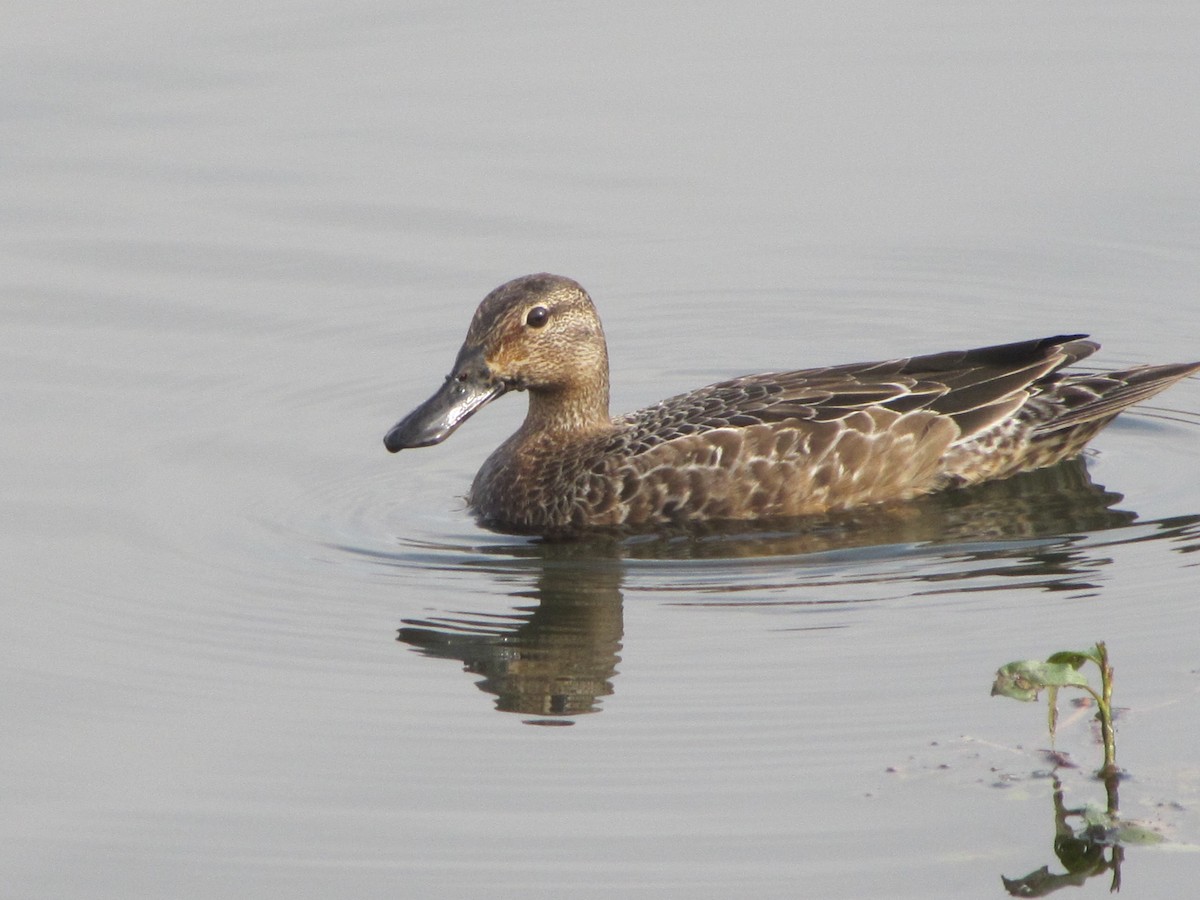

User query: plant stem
[1095,641,1117,777]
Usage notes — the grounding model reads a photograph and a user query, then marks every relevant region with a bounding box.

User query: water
[4,3,1200,898]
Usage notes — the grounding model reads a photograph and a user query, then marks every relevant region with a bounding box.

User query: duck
[384,274,1199,538]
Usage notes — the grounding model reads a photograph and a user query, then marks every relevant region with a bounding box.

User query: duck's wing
[616,335,1099,455]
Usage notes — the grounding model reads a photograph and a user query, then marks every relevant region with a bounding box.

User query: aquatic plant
[991,641,1116,778]
[992,642,1168,894]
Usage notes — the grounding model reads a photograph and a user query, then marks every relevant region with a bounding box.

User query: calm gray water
[4,3,1200,898]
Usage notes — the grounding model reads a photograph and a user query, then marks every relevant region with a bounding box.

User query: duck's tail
[1034,360,1200,435]
[943,354,1199,486]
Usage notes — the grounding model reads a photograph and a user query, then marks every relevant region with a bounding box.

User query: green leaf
[1046,649,1096,669]
[992,659,1090,701]
[1080,803,1112,828]
[1112,823,1165,845]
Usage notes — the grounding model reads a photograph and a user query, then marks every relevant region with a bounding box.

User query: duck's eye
[525,306,550,328]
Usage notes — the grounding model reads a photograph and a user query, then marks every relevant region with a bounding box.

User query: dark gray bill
[384,361,508,452]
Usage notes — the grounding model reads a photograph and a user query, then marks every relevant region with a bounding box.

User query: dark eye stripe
[525,306,550,328]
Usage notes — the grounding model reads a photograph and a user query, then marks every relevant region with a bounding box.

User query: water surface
[4,3,1200,898]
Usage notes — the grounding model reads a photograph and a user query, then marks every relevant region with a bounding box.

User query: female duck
[384,274,1198,537]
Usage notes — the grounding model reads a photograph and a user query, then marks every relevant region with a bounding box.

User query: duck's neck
[522,372,612,436]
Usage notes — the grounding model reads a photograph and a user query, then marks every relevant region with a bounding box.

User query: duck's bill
[384,372,508,452]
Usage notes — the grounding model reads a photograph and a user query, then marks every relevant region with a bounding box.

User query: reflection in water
[399,561,623,721]
[390,459,1200,720]
[1002,774,1127,897]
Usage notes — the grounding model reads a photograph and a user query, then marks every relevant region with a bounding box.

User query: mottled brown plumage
[384,274,1199,538]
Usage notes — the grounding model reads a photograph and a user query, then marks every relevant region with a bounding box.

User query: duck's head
[384,274,610,451]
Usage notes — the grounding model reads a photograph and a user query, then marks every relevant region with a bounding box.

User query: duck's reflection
[398,561,623,721]
[395,459,1199,721]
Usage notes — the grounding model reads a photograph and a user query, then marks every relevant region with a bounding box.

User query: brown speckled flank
[384,274,1199,538]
